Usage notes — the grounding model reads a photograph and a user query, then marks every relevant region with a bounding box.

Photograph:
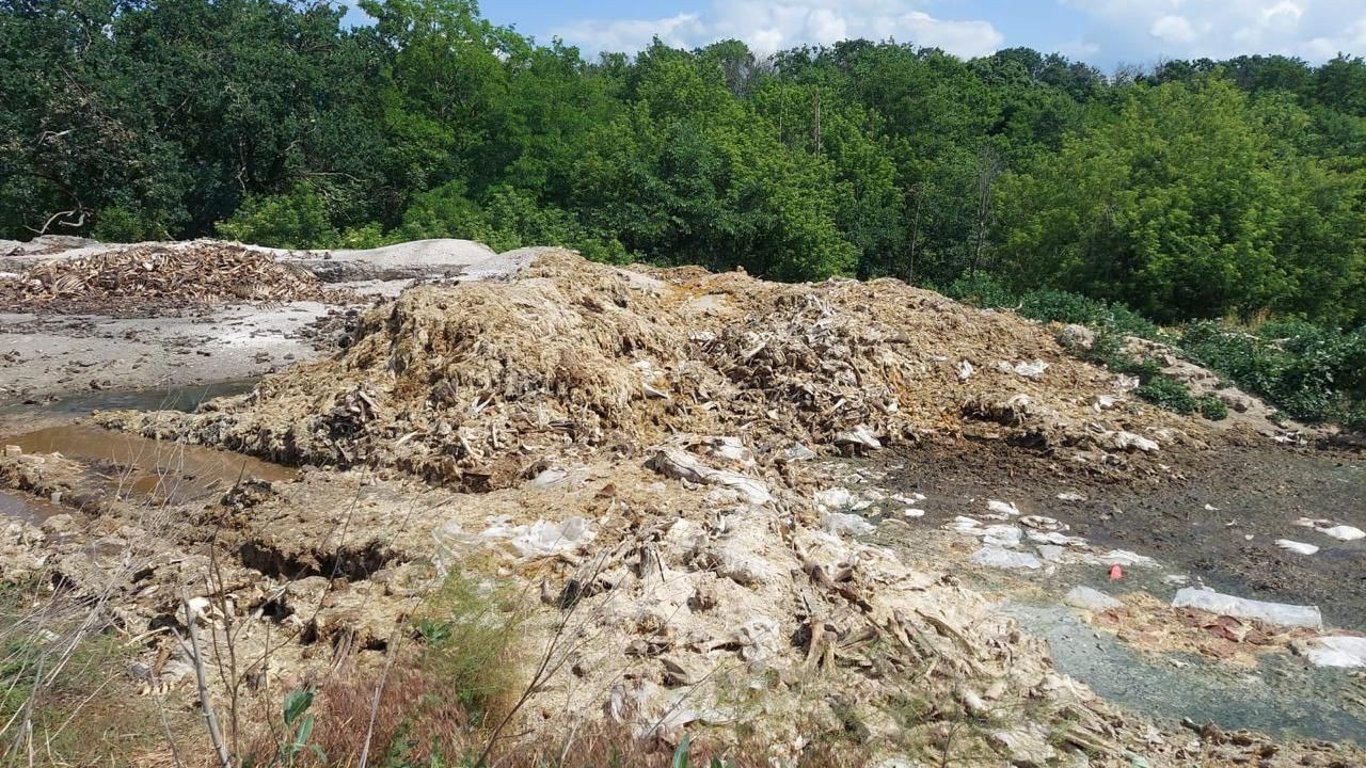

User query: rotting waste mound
[29,249,1349,764]
[101,249,1202,490]
[0,241,344,313]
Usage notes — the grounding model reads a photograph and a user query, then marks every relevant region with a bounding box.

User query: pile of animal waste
[0,242,346,314]
[8,250,1358,765]
[101,249,1208,490]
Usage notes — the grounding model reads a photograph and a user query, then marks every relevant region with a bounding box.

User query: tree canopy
[2,0,1363,325]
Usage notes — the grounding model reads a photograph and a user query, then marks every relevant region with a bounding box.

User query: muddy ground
[886,438,1366,631]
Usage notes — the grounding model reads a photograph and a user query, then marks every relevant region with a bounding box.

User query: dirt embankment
[1,246,1360,766]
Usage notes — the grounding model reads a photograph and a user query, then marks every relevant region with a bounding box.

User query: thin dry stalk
[176,594,232,768]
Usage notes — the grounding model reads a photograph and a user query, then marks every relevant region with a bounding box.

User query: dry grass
[0,583,184,768]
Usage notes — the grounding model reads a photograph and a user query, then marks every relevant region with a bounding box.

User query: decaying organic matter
[102,249,1208,490]
[4,249,1360,767]
[0,242,346,313]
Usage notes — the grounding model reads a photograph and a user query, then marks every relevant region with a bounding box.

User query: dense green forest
[3,0,1365,331]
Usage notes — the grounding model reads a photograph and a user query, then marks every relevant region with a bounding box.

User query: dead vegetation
[1,250,1361,766]
[102,249,1204,491]
[0,242,347,314]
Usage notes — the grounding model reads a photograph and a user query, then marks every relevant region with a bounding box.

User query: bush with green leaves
[943,272,1019,310]
[1181,319,1366,426]
[216,183,339,249]
[1198,394,1229,421]
[395,182,629,262]
[1134,375,1198,414]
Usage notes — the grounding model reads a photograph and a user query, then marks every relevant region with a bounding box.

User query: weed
[413,570,526,721]
[0,586,168,766]
[1133,375,1198,414]
[1198,394,1229,421]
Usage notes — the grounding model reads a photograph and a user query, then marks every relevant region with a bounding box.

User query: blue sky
[349,1,1366,70]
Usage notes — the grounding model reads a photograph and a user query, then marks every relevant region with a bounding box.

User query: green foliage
[1134,375,1198,414]
[216,184,339,249]
[91,205,171,243]
[944,272,1018,309]
[1181,319,1366,425]
[1198,394,1229,421]
[670,735,734,768]
[0,588,161,766]
[3,0,1364,419]
[279,688,324,767]
[414,570,524,719]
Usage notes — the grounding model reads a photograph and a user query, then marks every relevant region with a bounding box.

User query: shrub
[1134,374,1198,414]
[91,205,169,242]
[1180,319,1366,425]
[1198,394,1229,421]
[412,570,525,720]
[217,183,339,249]
[943,272,1017,309]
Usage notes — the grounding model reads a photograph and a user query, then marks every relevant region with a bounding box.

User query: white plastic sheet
[1172,587,1322,629]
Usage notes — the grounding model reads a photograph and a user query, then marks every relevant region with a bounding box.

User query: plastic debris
[947,516,983,533]
[1095,430,1160,453]
[1319,525,1365,542]
[956,360,975,381]
[970,546,1042,570]
[1064,586,1122,612]
[530,467,569,488]
[834,425,882,451]
[1109,564,1124,581]
[1275,539,1319,555]
[1172,587,1322,629]
[822,512,877,537]
[1027,530,1088,547]
[1014,360,1050,380]
[433,515,596,569]
[814,487,876,512]
[1056,491,1087,502]
[1299,636,1366,668]
[987,499,1021,517]
[1100,550,1157,567]
[647,446,771,505]
[982,525,1024,548]
[891,492,927,504]
[509,517,596,558]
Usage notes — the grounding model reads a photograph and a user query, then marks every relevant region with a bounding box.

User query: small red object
[1108,564,1123,581]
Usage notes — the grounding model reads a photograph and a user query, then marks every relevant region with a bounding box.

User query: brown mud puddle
[3,424,295,507]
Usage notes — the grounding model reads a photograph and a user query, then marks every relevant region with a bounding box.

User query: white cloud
[553,13,706,54]
[551,0,1004,58]
[1150,15,1198,44]
[1061,0,1366,62]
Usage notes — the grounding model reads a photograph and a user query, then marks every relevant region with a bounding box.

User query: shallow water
[1005,602,1366,745]
[0,379,255,417]
[0,489,65,524]
[3,424,295,507]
